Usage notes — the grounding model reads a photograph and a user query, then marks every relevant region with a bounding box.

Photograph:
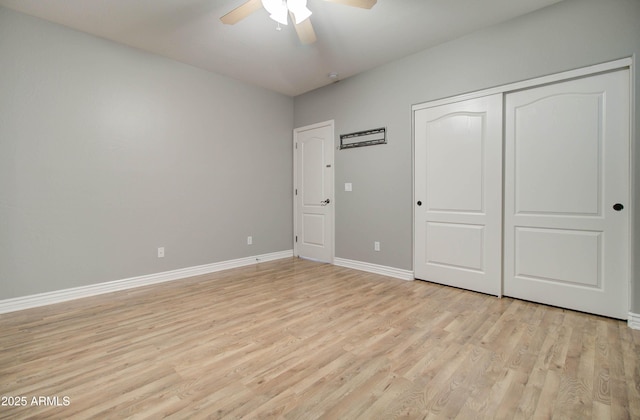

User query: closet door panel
[503,70,630,319]
[414,94,502,296]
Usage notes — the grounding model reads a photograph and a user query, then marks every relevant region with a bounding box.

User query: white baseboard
[333,257,414,281]
[0,250,293,315]
[629,312,640,330]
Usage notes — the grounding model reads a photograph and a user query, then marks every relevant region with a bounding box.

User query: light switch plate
[345,183,352,192]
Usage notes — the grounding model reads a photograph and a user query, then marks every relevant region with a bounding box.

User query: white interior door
[414,94,503,296]
[504,70,630,319]
[294,121,334,263]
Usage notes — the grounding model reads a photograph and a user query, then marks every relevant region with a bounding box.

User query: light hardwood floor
[1,258,639,419]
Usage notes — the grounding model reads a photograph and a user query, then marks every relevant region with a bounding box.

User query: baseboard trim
[334,258,414,281]
[629,312,640,330]
[0,250,293,315]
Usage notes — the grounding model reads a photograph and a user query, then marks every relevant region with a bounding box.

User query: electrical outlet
[247,236,253,245]
[157,247,165,258]
[345,183,352,192]
[374,241,380,252]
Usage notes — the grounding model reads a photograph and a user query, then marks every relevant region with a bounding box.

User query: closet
[413,63,630,319]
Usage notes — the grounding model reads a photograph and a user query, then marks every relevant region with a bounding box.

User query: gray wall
[293,0,640,311]
[0,7,294,300]
[2,0,640,313]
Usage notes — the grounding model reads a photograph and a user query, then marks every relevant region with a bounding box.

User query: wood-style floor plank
[1,257,639,419]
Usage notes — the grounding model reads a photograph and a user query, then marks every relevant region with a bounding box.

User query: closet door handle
[417,201,422,206]
[613,203,624,211]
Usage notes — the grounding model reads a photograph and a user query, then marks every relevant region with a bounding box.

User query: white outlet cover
[345,183,352,191]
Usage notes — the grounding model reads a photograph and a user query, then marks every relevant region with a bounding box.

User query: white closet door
[414,94,503,296]
[504,70,630,319]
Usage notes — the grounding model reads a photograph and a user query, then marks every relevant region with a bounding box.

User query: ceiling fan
[220,0,377,45]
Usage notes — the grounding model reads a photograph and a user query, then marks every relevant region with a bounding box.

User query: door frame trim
[412,57,632,112]
[293,120,335,263]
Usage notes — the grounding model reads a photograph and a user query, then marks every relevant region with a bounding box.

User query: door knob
[321,199,331,206]
[417,201,422,206]
[613,203,624,211]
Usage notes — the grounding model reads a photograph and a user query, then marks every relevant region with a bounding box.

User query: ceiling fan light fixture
[270,9,289,25]
[221,0,376,45]
[262,0,288,25]
[261,0,282,14]
[287,0,312,24]
[291,7,312,24]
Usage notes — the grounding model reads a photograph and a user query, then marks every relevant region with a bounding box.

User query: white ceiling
[0,0,564,96]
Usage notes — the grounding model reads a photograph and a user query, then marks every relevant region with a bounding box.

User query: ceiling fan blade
[220,0,263,25]
[323,0,377,9]
[292,14,317,44]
